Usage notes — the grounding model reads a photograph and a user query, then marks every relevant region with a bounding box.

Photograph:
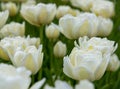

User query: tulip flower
[0,63,46,89]
[63,47,110,81]
[0,22,25,38]
[97,16,113,36]
[75,80,94,89]
[70,0,93,11]
[8,45,43,74]
[44,80,72,89]
[53,41,67,57]
[1,2,18,16]
[0,10,9,29]
[0,36,40,60]
[76,36,118,55]
[45,23,60,39]
[56,5,80,19]
[0,63,31,89]
[91,0,114,18]
[20,3,56,26]
[107,54,120,71]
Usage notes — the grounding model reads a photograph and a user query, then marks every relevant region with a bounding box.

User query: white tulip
[107,54,120,71]
[76,36,118,55]
[45,23,60,39]
[44,80,73,89]
[0,22,25,38]
[75,80,94,89]
[56,5,80,19]
[0,10,9,29]
[9,45,43,74]
[53,41,67,57]
[59,13,98,39]
[1,2,18,16]
[91,0,114,18]
[63,47,110,81]
[0,36,40,60]
[77,13,99,37]
[97,16,113,36]
[70,0,93,11]
[22,0,36,7]
[20,3,56,26]
[0,63,31,89]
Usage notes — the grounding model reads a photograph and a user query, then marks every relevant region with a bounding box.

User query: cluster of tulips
[0,0,119,89]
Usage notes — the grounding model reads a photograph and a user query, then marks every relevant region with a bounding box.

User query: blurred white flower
[97,16,113,36]
[0,10,9,29]
[59,13,98,39]
[70,0,93,11]
[45,23,60,39]
[44,80,73,89]
[107,54,120,71]
[91,0,114,18]
[0,36,40,60]
[54,41,67,57]
[0,63,31,89]
[0,22,25,38]
[8,45,43,74]
[56,5,80,19]
[22,0,36,6]
[76,36,118,55]
[20,3,56,26]
[75,80,94,89]
[63,47,110,81]
[1,2,18,16]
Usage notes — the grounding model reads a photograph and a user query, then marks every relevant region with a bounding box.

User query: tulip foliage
[0,0,120,89]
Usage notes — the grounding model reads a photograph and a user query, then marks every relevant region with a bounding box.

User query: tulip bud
[107,54,120,71]
[1,2,18,16]
[0,22,25,38]
[0,63,31,89]
[53,41,67,57]
[45,23,60,39]
[0,10,9,29]
[91,0,115,18]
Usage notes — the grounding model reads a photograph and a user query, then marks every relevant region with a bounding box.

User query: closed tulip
[1,2,18,16]
[97,16,113,36]
[63,47,110,81]
[0,63,31,89]
[0,10,9,29]
[45,23,60,39]
[56,5,80,19]
[20,3,56,26]
[0,22,25,38]
[53,41,67,57]
[107,54,120,71]
[91,0,114,18]
[9,45,43,74]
